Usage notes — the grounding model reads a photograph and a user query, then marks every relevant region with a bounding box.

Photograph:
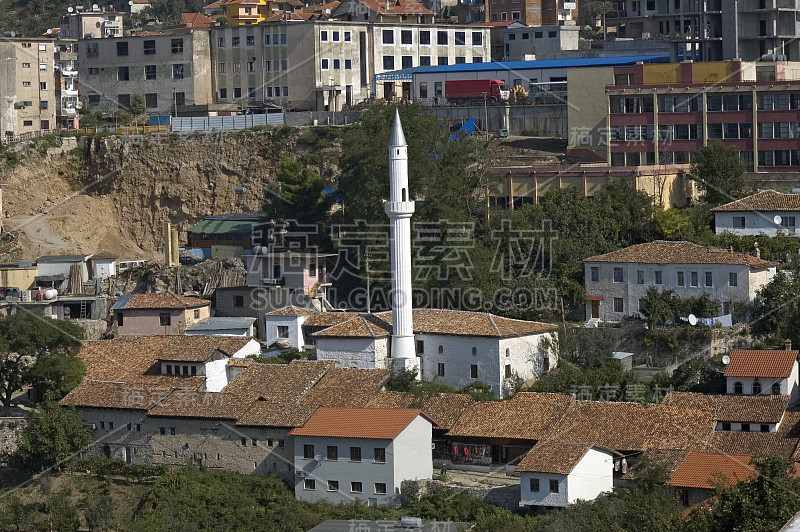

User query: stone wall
[419,479,521,511]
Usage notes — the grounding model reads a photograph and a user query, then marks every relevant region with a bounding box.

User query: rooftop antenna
[722,355,731,365]
[688,314,697,326]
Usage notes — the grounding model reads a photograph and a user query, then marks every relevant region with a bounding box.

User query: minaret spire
[385,109,418,377]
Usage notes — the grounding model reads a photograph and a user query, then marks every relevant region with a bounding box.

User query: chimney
[754,241,760,259]
[786,339,792,351]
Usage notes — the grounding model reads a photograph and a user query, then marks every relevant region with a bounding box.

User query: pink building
[112,294,211,336]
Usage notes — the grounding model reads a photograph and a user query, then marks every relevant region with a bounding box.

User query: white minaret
[385,109,418,376]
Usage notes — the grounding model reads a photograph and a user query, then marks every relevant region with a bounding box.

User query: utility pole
[484,95,489,140]
[365,252,371,313]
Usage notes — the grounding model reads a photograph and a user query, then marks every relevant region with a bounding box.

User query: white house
[264,305,322,349]
[35,254,92,292]
[89,252,118,279]
[668,451,755,508]
[516,441,614,508]
[583,241,776,322]
[724,344,799,402]
[290,407,434,505]
[712,190,800,237]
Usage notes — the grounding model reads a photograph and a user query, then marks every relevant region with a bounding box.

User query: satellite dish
[688,314,698,326]
[774,215,783,225]
[722,355,731,365]
[68,6,74,12]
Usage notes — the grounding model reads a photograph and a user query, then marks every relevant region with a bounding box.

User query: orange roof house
[724,345,799,402]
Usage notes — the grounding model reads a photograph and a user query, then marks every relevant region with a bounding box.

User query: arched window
[402,188,407,201]
[772,382,781,395]
[472,347,477,356]
[753,381,762,395]
[505,348,510,357]
[438,345,443,354]
[734,382,743,394]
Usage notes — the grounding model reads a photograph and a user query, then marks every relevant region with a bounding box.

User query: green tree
[267,156,332,225]
[0,312,83,415]
[689,141,747,206]
[751,263,800,347]
[669,357,726,394]
[27,349,84,402]
[47,489,80,532]
[130,94,146,117]
[640,287,677,329]
[83,481,116,531]
[12,401,91,472]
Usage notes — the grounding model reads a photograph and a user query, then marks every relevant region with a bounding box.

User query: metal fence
[171,114,285,132]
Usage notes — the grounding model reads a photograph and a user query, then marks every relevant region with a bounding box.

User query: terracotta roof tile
[373,309,557,337]
[367,391,473,430]
[303,312,358,327]
[448,393,573,441]
[146,390,246,419]
[515,441,595,474]
[337,0,433,15]
[62,380,175,410]
[312,314,392,338]
[553,401,653,451]
[724,350,798,378]
[266,305,318,317]
[222,360,332,403]
[668,452,755,489]
[235,400,316,427]
[227,358,252,367]
[711,190,800,212]
[301,367,389,408]
[289,407,428,439]
[584,241,775,269]
[621,449,690,481]
[716,395,789,423]
[117,293,210,310]
[179,12,213,27]
[708,409,800,458]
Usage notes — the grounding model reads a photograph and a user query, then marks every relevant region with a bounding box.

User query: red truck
[444,79,510,104]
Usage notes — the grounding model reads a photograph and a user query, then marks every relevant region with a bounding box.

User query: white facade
[92,259,117,279]
[714,210,800,237]
[519,447,614,508]
[264,314,307,348]
[315,337,391,370]
[502,25,580,61]
[725,362,799,403]
[584,261,776,322]
[292,415,433,505]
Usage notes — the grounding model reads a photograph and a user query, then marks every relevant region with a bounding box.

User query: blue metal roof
[417,55,670,74]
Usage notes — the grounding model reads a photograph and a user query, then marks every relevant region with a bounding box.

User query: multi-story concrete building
[59,8,123,39]
[568,59,800,171]
[605,0,800,62]
[211,21,491,110]
[0,38,58,135]
[501,24,579,60]
[225,0,305,25]
[486,0,577,25]
[583,240,776,321]
[78,29,213,116]
[54,40,79,129]
[332,0,435,24]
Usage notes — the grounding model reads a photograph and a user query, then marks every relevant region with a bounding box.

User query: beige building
[211,21,491,111]
[111,293,212,336]
[59,9,124,39]
[0,38,58,136]
[78,29,213,116]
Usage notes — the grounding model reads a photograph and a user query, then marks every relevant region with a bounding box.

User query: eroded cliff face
[2,130,299,260]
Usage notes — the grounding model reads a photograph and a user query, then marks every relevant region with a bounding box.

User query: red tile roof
[119,293,210,310]
[448,393,573,440]
[367,391,473,430]
[711,190,800,212]
[289,407,430,439]
[373,309,557,337]
[300,368,390,409]
[340,0,433,15]
[515,441,597,474]
[312,314,392,338]
[716,395,789,423]
[267,305,318,317]
[668,452,755,489]
[180,12,214,27]
[724,349,798,378]
[584,241,774,269]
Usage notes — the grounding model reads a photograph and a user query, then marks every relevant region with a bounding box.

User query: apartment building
[0,39,58,136]
[502,24,579,60]
[78,29,213,116]
[54,40,79,129]
[225,0,304,25]
[211,22,491,110]
[605,0,800,62]
[59,9,123,39]
[568,59,800,171]
[486,0,577,26]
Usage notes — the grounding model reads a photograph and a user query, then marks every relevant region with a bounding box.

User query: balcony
[55,51,77,61]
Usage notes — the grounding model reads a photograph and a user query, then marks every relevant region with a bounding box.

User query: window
[773,383,781,395]
[321,30,328,41]
[118,67,129,81]
[383,30,394,44]
[455,31,466,45]
[144,40,156,55]
[327,445,338,460]
[383,56,394,70]
[590,267,599,282]
[321,59,329,70]
[703,271,713,287]
[437,363,445,377]
[416,340,424,354]
[530,478,540,492]
[419,81,427,98]
[437,31,448,45]
[722,422,731,431]
[351,482,363,493]
[245,35,254,46]
[549,479,559,493]
[145,93,158,108]
[655,271,662,285]
[505,364,512,378]
[782,216,797,228]
[741,423,750,432]
[401,30,412,44]
[333,31,339,41]
[232,36,240,47]
[614,298,624,313]
[175,92,185,106]
[303,444,314,459]
[247,61,255,72]
[690,271,698,287]
[637,270,644,284]
[753,381,762,395]
[734,382,743,394]
[328,480,339,491]
[729,272,738,287]
[171,38,184,53]
[472,32,483,45]
[145,65,157,80]
[39,81,47,91]
[375,483,387,494]
[173,64,184,79]
[374,448,386,463]
[117,41,128,56]
[402,56,412,69]
[277,326,289,338]
[420,31,430,45]
[218,37,226,47]
[116,95,129,109]
[350,446,361,462]
[345,59,352,69]
[455,56,466,64]
[117,313,124,326]
[677,272,685,286]
[437,56,448,66]
[470,364,478,378]
[160,427,166,435]
[304,479,316,490]
[435,82,442,98]
[170,427,175,435]
[345,31,351,41]
[471,347,477,356]
[733,216,746,229]
[613,267,623,283]
[22,62,30,68]
[87,68,99,75]
[159,313,171,326]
